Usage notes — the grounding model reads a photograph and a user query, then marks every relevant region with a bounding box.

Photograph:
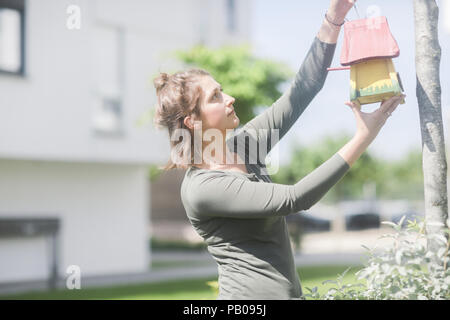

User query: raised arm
[187,90,406,220]
[185,152,349,219]
[240,37,336,154]
[239,1,356,157]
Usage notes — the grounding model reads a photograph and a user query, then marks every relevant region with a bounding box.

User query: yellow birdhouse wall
[350,58,404,105]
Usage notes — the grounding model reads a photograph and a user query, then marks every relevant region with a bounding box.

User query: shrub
[304,216,450,300]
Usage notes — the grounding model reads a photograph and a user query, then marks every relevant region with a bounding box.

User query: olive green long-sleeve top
[180,36,350,300]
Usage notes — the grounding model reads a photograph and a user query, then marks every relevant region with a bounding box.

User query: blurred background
[0,0,449,299]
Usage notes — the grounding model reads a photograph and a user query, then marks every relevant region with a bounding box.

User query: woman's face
[194,76,239,132]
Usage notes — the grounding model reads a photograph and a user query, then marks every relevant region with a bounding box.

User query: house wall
[0,0,252,285]
[151,169,187,221]
[0,0,252,165]
[0,159,149,282]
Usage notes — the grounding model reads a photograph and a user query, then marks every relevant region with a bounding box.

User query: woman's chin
[224,114,239,129]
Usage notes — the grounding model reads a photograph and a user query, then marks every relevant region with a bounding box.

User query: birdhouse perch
[329,16,405,106]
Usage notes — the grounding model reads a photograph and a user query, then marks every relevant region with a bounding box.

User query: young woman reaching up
[153,0,405,299]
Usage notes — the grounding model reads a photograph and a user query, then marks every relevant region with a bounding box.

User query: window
[91,25,124,136]
[226,0,236,33]
[0,0,25,75]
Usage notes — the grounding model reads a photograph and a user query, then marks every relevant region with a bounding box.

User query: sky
[250,0,450,165]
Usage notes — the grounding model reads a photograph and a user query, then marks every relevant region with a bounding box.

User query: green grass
[0,265,364,300]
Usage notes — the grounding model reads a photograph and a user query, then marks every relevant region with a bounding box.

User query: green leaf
[341,267,352,277]
[322,280,338,285]
[382,221,397,228]
[410,264,422,271]
[398,215,406,228]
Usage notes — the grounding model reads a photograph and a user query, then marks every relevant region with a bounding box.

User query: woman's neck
[194,139,243,170]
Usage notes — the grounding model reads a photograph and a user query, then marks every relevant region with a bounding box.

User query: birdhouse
[329,16,405,106]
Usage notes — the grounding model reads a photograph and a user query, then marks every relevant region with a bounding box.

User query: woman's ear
[183,115,194,130]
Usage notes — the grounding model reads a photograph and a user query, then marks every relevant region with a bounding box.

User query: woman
[153,0,405,300]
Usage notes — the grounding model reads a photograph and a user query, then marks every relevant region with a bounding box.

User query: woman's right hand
[345,94,406,144]
[337,94,406,167]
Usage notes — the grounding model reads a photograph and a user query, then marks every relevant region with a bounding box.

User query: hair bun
[154,73,170,93]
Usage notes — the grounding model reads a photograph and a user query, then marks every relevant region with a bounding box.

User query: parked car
[286,212,332,252]
[345,212,380,231]
[286,212,331,233]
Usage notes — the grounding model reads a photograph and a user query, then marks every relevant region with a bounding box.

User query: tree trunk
[413,0,449,256]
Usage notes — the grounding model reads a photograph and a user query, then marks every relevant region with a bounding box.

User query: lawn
[0,265,365,300]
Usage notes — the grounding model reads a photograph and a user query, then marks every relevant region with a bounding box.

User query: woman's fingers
[388,94,406,113]
[345,94,405,119]
[345,101,364,123]
[378,94,405,116]
[379,96,400,113]
[345,100,361,111]
[345,101,358,115]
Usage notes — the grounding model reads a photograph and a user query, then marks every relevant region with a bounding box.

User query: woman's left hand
[328,0,357,23]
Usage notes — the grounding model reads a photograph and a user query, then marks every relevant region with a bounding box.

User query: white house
[0,0,251,289]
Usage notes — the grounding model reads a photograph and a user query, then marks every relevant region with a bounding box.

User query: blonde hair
[153,68,211,170]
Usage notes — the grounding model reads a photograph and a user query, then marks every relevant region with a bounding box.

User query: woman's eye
[212,89,222,100]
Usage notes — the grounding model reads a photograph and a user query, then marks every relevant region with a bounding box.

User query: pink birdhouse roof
[340,16,400,66]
